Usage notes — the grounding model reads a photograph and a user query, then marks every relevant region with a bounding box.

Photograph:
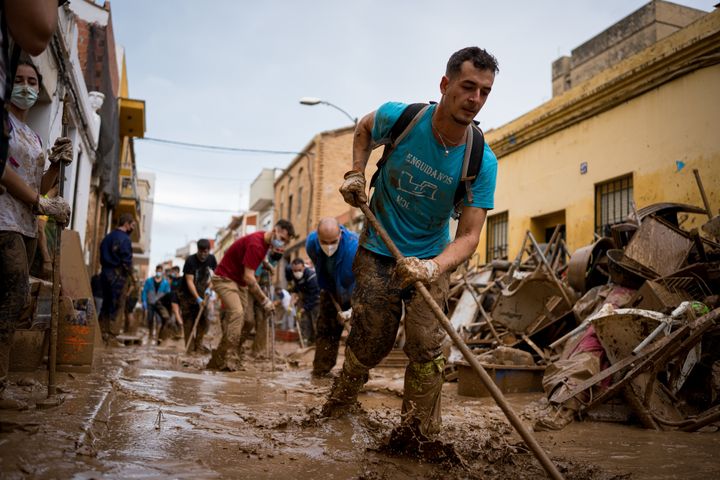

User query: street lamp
[299,97,357,125]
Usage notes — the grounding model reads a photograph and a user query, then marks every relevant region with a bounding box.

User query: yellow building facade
[477,8,720,263]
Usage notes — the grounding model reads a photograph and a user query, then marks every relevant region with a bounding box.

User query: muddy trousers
[312,291,345,376]
[240,293,268,357]
[299,304,318,344]
[146,303,169,339]
[179,292,208,352]
[329,247,449,436]
[208,275,249,370]
[0,232,36,394]
[99,267,126,337]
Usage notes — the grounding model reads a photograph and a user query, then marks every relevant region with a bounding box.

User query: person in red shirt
[208,219,295,371]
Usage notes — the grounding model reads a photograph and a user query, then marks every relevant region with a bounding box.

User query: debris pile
[447,201,720,433]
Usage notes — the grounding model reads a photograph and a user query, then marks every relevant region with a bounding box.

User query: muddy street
[1,338,718,479]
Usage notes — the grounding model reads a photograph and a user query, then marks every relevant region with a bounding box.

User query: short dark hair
[197,239,210,250]
[291,258,305,266]
[155,264,163,270]
[446,47,499,78]
[172,266,180,272]
[274,219,296,239]
[118,213,134,227]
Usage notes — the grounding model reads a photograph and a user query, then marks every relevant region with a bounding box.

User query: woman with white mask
[0,59,72,410]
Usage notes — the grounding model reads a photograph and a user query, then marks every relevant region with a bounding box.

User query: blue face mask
[155,272,162,278]
[10,85,39,110]
[270,233,286,249]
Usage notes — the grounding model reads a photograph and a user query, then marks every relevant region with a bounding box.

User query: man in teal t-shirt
[323,47,499,444]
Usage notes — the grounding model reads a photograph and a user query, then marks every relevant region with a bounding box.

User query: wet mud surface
[1,339,719,479]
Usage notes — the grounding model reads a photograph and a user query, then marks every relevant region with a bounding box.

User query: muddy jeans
[240,292,268,357]
[146,302,170,338]
[179,291,208,352]
[99,266,127,337]
[208,275,249,370]
[343,247,449,435]
[0,231,36,393]
[299,304,318,344]
[313,291,345,376]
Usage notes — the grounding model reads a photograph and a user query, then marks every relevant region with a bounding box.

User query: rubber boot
[312,336,340,378]
[400,356,445,437]
[321,347,369,417]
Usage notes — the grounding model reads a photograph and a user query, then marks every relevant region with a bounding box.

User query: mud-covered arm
[351,111,376,173]
[433,205,488,274]
[244,266,269,305]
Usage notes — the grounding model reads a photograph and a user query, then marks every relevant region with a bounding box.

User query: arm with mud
[433,205,488,274]
[351,112,376,173]
[244,267,270,305]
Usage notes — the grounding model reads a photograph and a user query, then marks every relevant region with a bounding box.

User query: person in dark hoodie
[305,218,358,377]
[286,258,319,346]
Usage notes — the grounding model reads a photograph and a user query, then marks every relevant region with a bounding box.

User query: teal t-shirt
[363,102,498,259]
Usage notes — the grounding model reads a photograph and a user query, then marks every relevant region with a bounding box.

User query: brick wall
[275,126,383,265]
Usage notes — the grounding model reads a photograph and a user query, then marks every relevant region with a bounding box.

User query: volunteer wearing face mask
[141,265,171,344]
[98,213,136,343]
[305,217,358,378]
[237,249,284,358]
[0,59,72,409]
[178,238,217,353]
[208,219,295,371]
[285,257,320,347]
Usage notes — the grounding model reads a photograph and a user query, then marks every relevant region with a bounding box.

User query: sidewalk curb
[74,364,123,456]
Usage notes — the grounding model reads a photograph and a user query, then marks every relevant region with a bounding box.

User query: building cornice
[487,9,720,158]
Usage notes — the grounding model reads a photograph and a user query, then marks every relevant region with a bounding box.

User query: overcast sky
[108,0,715,269]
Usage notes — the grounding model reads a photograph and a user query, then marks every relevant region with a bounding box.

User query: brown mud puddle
[85,348,622,480]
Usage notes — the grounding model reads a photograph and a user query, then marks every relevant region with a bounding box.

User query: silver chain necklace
[432,123,450,156]
[432,114,462,157]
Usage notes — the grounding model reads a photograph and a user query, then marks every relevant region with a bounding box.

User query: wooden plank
[450,288,480,332]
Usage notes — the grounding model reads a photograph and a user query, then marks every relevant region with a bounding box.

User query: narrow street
[2,334,719,479]
[1,3,719,479]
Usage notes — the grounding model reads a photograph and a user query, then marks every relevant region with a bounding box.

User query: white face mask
[292,270,303,280]
[320,242,339,257]
[10,85,39,110]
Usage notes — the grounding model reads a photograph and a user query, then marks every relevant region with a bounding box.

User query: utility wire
[139,165,253,182]
[141,199,242,214]
[138,136,305,156]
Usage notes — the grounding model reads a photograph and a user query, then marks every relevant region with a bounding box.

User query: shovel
[359,202,563,480]
[185,293,208,353]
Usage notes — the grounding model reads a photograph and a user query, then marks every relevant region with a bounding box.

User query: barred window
[595,174,633,237]
[486,212,508,261]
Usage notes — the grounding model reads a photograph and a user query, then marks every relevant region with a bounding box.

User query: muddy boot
[207,336,244,371]
[400,356,445,437]
[321,347,369,417]
[312,337,340,378]
[534,399,579,432]
[382,417,462,464]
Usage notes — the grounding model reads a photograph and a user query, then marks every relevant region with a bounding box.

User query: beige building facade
[478,4,720,264]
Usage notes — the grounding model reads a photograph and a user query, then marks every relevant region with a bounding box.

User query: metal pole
[693,169,714,219]
[320,101,357,125]
[48,94,70,399]
[359,203,564,480]
[527,232,573,308]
